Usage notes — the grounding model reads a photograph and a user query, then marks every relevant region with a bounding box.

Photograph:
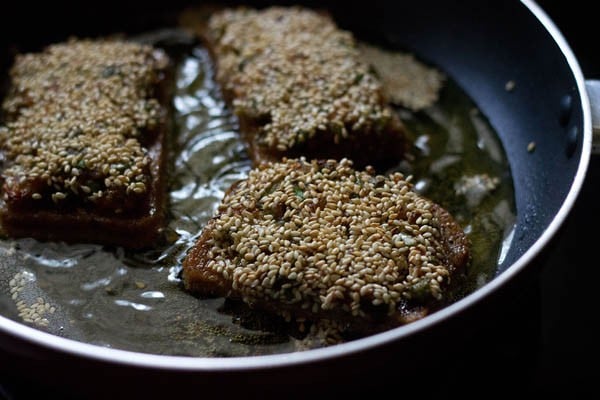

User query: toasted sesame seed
[206,7,400,151]
[188,157,467,321]
[8,271,56,328]
[0,39,168,209]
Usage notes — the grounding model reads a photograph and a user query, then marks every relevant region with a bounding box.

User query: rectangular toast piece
[183,158,470,327]
[199,6,407,169]
[0,39,171,249]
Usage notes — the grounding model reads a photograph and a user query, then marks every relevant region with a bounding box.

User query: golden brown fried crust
[182,227,232,297]
[199,6,407,169]
[0,39,172,248]
[0,134,168,248]
[182,158,469,328]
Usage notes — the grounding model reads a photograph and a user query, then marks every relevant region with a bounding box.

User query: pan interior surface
[349,0,587,270]
[0,0,589,369]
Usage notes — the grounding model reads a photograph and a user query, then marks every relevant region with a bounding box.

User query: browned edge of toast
[182,162,470,330]
[0,46,174,249]
[195,7,407,170]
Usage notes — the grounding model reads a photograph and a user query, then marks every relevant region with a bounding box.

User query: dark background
[1,0,599,397]
[526,0,600,393]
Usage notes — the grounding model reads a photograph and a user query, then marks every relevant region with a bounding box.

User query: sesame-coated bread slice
[183,158,469,327]
[0,39,172,248]
[200,6,407,169]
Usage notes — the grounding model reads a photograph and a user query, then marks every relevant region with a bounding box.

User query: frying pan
[0,0,594,396]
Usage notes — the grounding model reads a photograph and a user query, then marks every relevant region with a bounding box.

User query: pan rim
[0,0,592,371]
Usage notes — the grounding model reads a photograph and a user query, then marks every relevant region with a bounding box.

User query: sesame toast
[183,158,469,328]
[0,39,172,249]
[199,6,407,169]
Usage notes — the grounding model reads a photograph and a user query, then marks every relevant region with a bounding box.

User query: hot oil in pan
[397,84,517,299]
[0,40,515,356]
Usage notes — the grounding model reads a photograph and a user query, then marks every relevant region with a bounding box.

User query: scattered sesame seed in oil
[9,271,55,328]
[357,42,445,111]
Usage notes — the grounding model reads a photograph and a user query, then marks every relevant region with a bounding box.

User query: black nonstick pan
[0,0,594,396]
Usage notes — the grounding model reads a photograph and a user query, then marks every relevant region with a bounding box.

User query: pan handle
[585,80,600,154]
